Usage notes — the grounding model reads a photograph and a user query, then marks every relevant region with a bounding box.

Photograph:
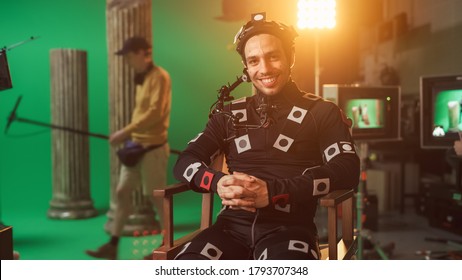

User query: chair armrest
[153,182,190,198]
[319,189,354,208]
[152,181,214,254]
[153,182,191,249]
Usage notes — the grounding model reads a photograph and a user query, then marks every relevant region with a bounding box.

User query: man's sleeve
[265,103,360,209]
[173,114,228,193]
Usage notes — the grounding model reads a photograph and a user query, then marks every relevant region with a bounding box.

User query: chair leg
[163,196,174,247]
[342,197,353,244]
[327,206,338,260]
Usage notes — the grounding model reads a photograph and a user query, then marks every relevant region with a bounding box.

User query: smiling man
[173,13,360,260]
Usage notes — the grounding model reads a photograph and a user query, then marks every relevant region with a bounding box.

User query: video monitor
[323,85,401,141]
[421,74,462,149]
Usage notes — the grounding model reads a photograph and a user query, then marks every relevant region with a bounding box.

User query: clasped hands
[217,172,269,213]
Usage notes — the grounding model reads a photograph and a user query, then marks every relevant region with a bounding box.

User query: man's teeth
[262,77,276,83]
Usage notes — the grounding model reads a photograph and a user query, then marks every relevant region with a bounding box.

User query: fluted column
[105,0,160,236]
[48,49,97,219]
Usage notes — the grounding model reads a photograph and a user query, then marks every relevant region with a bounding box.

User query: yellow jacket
[123,65,171,147]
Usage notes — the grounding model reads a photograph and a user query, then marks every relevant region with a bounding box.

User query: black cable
[4,129,50,138]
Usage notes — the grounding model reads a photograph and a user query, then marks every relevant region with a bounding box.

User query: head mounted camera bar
[234,12,298,60]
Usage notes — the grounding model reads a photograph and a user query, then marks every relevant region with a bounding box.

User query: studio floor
[315,206,462,260]
[364,210,462,260]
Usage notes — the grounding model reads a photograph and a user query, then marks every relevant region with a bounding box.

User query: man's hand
[232,172,269,209]
[109,129,130,146]
[217,175,257,211]
[217,172,269,212]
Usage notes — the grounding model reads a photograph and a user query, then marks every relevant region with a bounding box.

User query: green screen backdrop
[0,0,254,259]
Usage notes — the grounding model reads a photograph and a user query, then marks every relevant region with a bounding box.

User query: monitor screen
[344,99,385,129]
[432,89,462,137]
[420,74,462,149]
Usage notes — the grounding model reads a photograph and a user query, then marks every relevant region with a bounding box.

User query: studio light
[297,0,336,95]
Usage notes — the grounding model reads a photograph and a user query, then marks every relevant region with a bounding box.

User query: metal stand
[356,142,390,260]
[4,97,183,152]
[5,96,107,139]
[314,31,320,96]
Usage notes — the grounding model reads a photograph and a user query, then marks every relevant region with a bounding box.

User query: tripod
[356,142,391,260]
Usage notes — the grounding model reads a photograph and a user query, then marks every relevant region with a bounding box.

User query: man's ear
[289,48,295,68]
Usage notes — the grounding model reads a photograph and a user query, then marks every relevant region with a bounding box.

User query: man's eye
[247,59,257,65]
[270,55,280,61]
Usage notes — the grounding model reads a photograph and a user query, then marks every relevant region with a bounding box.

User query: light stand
[314,31,320,96]
[356,142,390,260]
[1,36,40,91]
[297,0,336,96]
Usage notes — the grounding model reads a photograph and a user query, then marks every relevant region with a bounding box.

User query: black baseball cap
[115,36,151,55]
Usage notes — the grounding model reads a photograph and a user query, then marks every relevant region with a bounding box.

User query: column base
[48,199,98,219]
